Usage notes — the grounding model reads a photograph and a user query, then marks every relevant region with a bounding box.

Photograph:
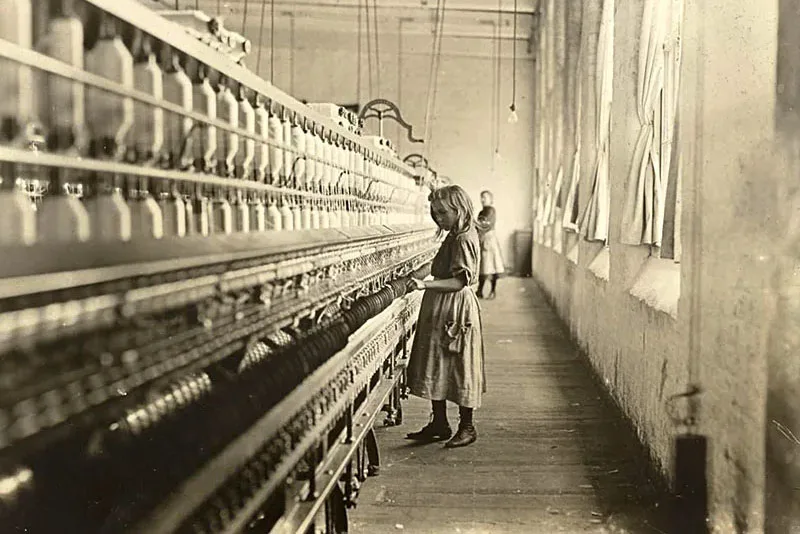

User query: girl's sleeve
[483,207,497,231]
[450,233,480,285]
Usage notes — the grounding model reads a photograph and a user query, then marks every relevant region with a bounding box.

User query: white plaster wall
[532,0,789,532]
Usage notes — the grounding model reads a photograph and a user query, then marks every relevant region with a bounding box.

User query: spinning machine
[0,1,437,532]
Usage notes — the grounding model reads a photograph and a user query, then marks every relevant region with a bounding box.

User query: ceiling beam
[173,0,540,15]
[242,12,533,39]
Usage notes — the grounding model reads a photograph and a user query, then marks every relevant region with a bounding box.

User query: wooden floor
[351,277,670,534]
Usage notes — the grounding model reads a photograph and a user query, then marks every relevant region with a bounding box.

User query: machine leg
[345,405,354,444]
[356,442,367,482]
[365,428,380,477]
[396,398,403,425]
[382,385,404,427]
[325,482,349,534]
[312,504,326,534]
[306,448,320,501]
[343,461,359,508]
[382,387,399,427]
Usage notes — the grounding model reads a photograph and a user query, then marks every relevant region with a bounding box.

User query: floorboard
[351,277,670,534]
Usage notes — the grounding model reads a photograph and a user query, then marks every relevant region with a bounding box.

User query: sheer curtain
[542,171,553,223]
[579,0,614,242]
[562,16,584,233]
[620,0,670,245]
[534,0,558,245]
[660,0,684,259]
[562,150,580,231]
[549,5,566,234]
[545,167,563,226]
[533,21,548,243]
[535,169,546,242]
[544,0,558,247]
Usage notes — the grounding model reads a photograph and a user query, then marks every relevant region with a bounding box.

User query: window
[657,9,682,262]
[626,0,683,318]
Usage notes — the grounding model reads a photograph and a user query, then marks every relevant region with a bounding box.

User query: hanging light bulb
[494,148,502,162]
[508,0,519,125]
[508,103,519,124]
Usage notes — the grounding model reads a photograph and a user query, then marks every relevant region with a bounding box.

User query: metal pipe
[365,0,373,98]
[289,12,296,94]
[256,0,267,74]
[479,19,497,162]
[397,18,413,136]
[270,0,275,80]
[372,0,381,96]
[278,12,298,94]
[357,0,362,104]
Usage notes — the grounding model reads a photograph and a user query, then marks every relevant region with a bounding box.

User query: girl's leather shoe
[405,421,452,442]
[444,425,477,448]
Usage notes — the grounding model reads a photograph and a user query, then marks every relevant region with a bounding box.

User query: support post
[365,428,380,477]
[345,403,354,444]
[327,483,349,534]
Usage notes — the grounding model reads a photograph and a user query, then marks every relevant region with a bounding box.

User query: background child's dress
[406,226,486,409]
[477,205,505,277]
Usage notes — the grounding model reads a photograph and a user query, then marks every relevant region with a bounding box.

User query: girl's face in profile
[480,193,492,207]
[430,201,458,231]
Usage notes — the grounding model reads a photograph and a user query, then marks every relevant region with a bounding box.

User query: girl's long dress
[406,226,487,408]
[477,206,505,276]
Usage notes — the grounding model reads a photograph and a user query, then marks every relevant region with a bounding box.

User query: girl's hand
[408,278,426,291]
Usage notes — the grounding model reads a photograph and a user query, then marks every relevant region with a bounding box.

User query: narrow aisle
[351,277,669,534]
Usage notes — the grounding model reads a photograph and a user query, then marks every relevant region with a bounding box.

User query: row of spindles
[0,0,425,246]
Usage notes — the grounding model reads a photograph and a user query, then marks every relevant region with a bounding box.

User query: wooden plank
[352,278,670,533]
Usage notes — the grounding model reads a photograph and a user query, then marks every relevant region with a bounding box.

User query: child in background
[476,190,505,299]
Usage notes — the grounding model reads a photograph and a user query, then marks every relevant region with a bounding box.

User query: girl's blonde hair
[428,184,475,235]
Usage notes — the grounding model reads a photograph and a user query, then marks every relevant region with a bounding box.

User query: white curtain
[542,171,554,224]
[536,0,575,247]
[534,20,549,243]
[551,166,564,252]
[620,0,670,245]
[535,171,545,242]
[562,150,580,231]
[546,0,556,97]
[545,167,563,225]
[548,133,564,233]
[545,0,566,247]
[662,0,682,194]
[545,0,557,241]
[661,0,684,259]
[579,0,614,242]
[562,18,585,233]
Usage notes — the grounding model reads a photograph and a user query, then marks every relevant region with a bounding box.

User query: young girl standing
[405,185,486,448]
[476,190,505,299]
